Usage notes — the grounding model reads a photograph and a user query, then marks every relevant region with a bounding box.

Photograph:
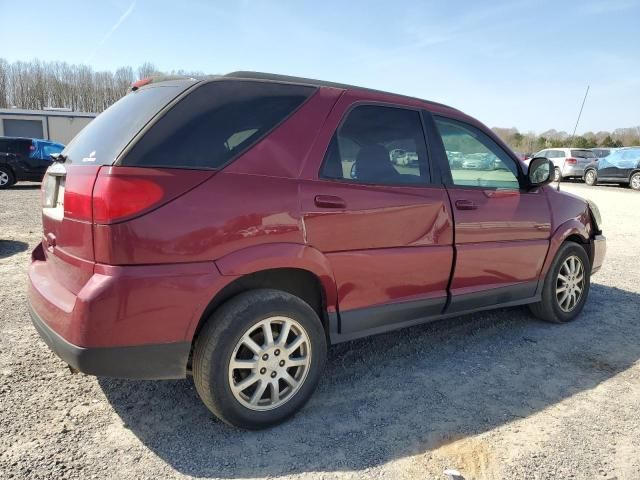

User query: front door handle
[314,195,346,209]
[455,199,478,210]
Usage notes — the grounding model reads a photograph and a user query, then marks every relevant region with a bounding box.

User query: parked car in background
[461,152,495,170]
[28,72,606,429]
[532,148,597,182]
[590,148,612,159]
[584,147,640,190]
[0,137,65,188]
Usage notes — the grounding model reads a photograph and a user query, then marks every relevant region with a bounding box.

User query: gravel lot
[1,181,639,480]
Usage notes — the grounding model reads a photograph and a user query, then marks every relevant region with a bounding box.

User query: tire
[193,289,327,429]
[584,169,597,186]
[0,166,16,189]
[630,172,640,191]
[529,242,591,323]
[553,167,562,182]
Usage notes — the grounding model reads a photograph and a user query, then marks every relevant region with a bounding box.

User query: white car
[531,148,597,181]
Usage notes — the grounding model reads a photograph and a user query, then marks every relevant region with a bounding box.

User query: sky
[1,0,639,134]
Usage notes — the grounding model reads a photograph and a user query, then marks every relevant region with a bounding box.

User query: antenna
[558,85,590,191]
[571,85,590,141]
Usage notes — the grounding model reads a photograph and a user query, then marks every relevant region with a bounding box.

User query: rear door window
[62,84,192,166]
[320,105,430,186]
[121,80,315,169]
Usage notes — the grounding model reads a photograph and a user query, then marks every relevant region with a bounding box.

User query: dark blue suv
[0,137,64,188]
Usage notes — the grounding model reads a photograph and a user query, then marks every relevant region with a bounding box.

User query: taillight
[63,167,99,221]
[566,157,577,165]
[91,167,213,224]
[93,171,164,223]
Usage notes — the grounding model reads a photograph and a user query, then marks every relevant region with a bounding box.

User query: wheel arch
[584,167,597,181]
[627,169,640,182]
[188,243,338,345]
[541,220,592,279]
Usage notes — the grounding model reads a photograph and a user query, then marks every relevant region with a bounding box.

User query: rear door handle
[314,195,346,209]
[455,199,478,210]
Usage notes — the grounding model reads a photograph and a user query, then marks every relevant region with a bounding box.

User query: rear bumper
[591,234,606,274]
[27,243,233,379]
[29,303,190,379]
[562,165,586,177]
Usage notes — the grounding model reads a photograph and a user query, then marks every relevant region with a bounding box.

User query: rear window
[120,80,315,169]
[62,84,190,165]
[571,149,596,158]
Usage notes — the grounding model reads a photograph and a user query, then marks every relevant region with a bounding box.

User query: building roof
[0,108,96,118]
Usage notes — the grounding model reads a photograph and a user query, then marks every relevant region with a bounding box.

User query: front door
[431,115,552,313]
[301,102,454,337]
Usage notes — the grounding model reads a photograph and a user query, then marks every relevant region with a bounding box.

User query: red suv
[28,72,606,429]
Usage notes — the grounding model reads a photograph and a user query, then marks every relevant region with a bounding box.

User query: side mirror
[527,157,554,187]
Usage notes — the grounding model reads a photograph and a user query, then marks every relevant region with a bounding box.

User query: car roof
[223,71,461,113]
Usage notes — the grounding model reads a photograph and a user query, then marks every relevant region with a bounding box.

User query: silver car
[534,148,597,181]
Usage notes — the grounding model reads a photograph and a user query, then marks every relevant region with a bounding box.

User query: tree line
[491,126,640,154]
[0,58,202,113]
[0,58,637,150]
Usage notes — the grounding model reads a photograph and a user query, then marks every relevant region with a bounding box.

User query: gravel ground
[1,181,639,480]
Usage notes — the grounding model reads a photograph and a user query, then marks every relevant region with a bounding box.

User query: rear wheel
[529,242,591,323]
[0,167,15,189]
[630,172,640,191]
[193,289,327,429]
[553,167,562,182]
[584,169,597,186]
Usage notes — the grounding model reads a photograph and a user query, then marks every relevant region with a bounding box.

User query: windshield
[62,84,191,165]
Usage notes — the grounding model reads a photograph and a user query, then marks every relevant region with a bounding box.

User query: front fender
[214,242,339,309]
[540,219,590,278]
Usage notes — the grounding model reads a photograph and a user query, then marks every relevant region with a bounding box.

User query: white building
[0,108,96,145]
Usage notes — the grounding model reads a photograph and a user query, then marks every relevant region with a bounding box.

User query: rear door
[301,99,454,336]
[431,115,551,312]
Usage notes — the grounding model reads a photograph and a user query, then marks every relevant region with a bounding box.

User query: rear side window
[62,85,189,165]
[571,149,596,158]
[320,105,430,186]
[121,80,315,169]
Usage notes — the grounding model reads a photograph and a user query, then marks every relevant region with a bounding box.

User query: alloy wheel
[228,316,312,411]
[631,173,640,190]
[553,168,561,182]
[585,170,596,185]
[556,255,585,312]
[0,171,8,186]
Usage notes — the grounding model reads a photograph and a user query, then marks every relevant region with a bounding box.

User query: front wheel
[529,242,591,323]
[193,289,327,429]
[630,172,640,191]
[584,169,597,186]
